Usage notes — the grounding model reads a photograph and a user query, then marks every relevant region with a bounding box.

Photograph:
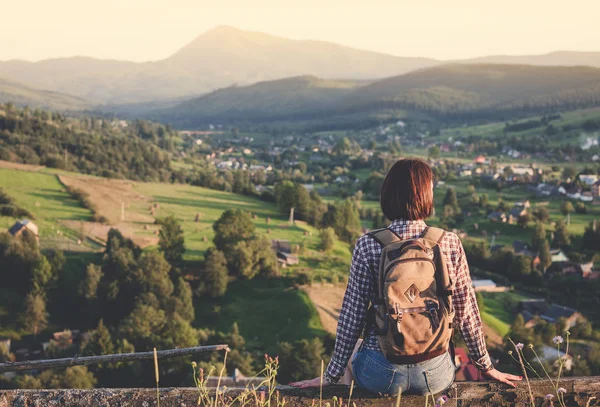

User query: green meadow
[0,167,349,345]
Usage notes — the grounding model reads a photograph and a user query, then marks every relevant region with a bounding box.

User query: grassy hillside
[0,77,90,111]
[439,106,600,143]
[0,167,95,247]
[0,166,353,347]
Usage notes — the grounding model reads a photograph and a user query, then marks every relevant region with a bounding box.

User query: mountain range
[2,25,600,107]
[159,64,600,127]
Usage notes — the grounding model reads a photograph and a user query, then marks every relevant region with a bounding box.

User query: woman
[291,158,521,395]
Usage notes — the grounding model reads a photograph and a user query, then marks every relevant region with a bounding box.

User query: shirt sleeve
[325,239,372,383]
[450,236,494,371]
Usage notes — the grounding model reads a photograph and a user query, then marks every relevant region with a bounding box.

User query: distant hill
[0,77,89,111]
[159,64,600,126]
[161,75,363,127]
[459,51,600,68]
[344,64,600,117]
[0,26,438,104]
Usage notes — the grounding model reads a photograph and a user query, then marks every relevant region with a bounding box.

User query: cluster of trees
[463,240,542,285]
[0,230,62,337]
[196,210,278,299]
[0,104,173,181]
[0,217,201,388]
[273,181,361,244]
[274,181,327,226]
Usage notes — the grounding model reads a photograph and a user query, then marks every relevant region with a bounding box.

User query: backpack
[367,226,455,364]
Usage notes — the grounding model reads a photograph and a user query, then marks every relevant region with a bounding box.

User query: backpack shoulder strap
[422,226,446,247]
[368,228,401,247]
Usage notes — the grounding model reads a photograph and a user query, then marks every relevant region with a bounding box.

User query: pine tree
[172,277,194,322]
[442,188,459,211]
[158,215,185,264]
[199,248,228,298]
[319,228,336,252]
[79,263,103,300]
[552,219,571,249]
[20,293,48,336]
[531,222,546,252]
[82,319,115,356]
[538,240,552,273]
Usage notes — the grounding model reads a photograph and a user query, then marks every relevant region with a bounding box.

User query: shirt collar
[389,219,427,230]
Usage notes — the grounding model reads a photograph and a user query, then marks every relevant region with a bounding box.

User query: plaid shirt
[325,219,493,383]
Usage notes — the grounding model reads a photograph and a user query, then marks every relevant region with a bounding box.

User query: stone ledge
[0,377,599,407]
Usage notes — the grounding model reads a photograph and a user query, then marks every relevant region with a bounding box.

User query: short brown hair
[380,158,434,221]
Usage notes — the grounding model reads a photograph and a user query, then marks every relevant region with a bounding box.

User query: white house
[539,345,573,371]
[579,174,599,186]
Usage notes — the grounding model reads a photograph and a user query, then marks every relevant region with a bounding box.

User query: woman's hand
[289,377,330,388]
[482,368,522,388]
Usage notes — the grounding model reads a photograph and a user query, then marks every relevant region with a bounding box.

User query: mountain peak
[167,25,286,61]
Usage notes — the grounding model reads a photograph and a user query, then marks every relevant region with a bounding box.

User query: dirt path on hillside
[302,283,345,335]
[0,160,45,172]
[303,283,504,349]
[58,175,159,248]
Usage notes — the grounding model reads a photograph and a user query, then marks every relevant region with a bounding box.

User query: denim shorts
[352,348,455,396]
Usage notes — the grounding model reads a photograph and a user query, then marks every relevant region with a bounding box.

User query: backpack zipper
[384,257,435,275]
[389,306,428,315]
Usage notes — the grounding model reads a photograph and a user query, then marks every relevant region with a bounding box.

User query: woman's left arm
[291,239,372,387]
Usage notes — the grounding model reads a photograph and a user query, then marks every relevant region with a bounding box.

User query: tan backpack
[367,227,455,364]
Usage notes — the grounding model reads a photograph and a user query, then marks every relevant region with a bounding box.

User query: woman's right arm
[451,236,522,387]
[451,237,493,371]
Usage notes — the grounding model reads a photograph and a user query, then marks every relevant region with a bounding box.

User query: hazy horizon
[3,0,600,63]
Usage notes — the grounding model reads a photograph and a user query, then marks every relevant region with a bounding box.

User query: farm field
[0,166,351,265]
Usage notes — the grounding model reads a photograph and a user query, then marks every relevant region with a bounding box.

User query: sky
[3,0,600,62]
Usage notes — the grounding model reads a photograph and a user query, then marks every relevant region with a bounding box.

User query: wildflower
[565,331,570,336]
[436,395,448,405]
[528,344,534,349]
[557,388,566,394]
[553,336,564,345]
[544,394,554,400]
[515,343,524,350]
[191,361,197,368]
[508,350,513,355]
